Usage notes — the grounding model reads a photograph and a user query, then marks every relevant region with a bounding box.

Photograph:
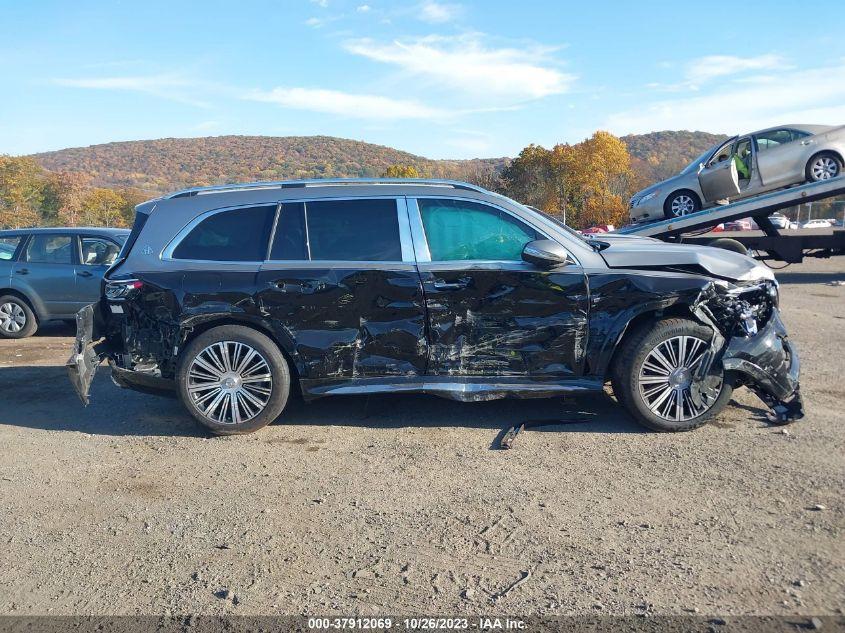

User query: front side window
[81,237,121,266]
[305,199,401,261]
[24,235,72,264]
[419,199,539,261]
[0,236,21,261]
[173,205,276,261]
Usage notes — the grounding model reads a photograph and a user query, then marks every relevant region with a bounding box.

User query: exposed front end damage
[692,279,804,424]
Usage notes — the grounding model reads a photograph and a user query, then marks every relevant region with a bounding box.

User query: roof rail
[165,178,490,199]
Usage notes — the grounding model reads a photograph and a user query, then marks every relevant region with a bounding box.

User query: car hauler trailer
[615,178,845,263]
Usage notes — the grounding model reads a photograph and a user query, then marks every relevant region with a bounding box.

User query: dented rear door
[256,198,428,379]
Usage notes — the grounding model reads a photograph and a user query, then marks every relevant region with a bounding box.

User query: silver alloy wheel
[186,341,273,425]
[670,194,696,216]
[810,156,840,180]
[638,335,720,422]
[0,302,26,334]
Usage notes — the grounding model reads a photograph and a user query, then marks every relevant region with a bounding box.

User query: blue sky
[2,0,844,158]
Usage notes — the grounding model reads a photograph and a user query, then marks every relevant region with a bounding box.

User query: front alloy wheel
[664,191,700,219]
[638,335,720,422]
[612,318,733,432]
[177,325,290,435]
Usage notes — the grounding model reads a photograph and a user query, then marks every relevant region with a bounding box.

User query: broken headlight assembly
[707,280,778,338]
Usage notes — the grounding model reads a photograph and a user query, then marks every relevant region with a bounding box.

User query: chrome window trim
[164,196,413,265]
[407,196,581,267]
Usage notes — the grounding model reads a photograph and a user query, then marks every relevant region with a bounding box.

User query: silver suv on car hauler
[67,179,803,435]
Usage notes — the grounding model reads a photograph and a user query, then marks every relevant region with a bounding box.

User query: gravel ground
[0,258,843,617]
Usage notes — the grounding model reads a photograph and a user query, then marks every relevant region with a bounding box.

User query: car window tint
[270,202,308,260]
[24,235,72,264]
[756,129,793,151]
[81,237,121,265]
[0,236,21,261]
[305,199,401,261]
[173,205,276,261]
[419,199,539,261]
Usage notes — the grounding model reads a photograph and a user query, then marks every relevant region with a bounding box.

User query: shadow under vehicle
[67,179,802,435]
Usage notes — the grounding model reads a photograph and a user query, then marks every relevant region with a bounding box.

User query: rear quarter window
[173,205,276,262]
[0,236,21,261]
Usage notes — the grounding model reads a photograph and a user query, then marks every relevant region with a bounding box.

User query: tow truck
[615,177,845,263]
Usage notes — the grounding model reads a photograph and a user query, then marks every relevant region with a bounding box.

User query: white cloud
[53,74,209,107]
[417,1,462,23]
[304,16,324,27]
[344,34,574,100]
[684,53,787,86]
[356,4,371,12]
[605,62,845,135]
[310,0,328,7]
[246,87,450,120]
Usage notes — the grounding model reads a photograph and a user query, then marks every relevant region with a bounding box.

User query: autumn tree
[381,164,421,178]
[80,188,127,227]
[42,171,92,226]
[499,145,557,211]
[0,156,45,228]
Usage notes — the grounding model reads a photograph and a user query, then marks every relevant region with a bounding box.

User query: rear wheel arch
[805,150,843,181]
[179,316,302,383]
[0,288,41,321]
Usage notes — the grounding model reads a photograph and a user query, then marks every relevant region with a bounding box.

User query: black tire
[663,190,701,219]
[611,318,733,432]
[176,325,290,435]
[0,294,38,339]
[805,152,842,182]
[708,238,749,255]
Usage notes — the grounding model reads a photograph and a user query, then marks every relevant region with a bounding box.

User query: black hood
[597,234,773,282]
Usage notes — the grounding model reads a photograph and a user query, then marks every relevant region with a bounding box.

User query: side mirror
[521,239,573,269]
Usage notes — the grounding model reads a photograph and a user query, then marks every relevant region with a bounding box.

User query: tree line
[0,156,146,229]
[4,131,660,230]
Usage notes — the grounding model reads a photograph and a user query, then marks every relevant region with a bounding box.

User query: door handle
[433,279,469,291]
[76,270,93,278]
[15,268,29,275]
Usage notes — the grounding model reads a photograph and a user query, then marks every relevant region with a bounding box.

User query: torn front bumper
[66,304,106,405]
[721,310,804,423]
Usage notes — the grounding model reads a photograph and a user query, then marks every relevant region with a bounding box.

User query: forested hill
[621,130,729,184]
[32,135,507,194]
[31,131,727,194]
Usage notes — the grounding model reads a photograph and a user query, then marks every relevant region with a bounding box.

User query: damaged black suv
[67,179,803,435]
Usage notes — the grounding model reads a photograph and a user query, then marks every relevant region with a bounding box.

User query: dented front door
[411,198,589,377]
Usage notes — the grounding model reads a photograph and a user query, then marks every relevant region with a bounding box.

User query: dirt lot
[0,258,843,618]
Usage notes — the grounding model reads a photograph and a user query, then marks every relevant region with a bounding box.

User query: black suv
[67,179,803,435]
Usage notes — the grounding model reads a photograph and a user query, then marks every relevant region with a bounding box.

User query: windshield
[680,147,716,175]
[527,206,593,243]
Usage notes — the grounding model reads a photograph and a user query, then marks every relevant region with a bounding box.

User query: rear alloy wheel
[177,325,290,435]
[806,153,841,182]
[663,191,700,219]
[0,295,37,339]
[612,318,733,432]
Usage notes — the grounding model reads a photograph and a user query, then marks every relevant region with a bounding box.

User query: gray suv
[0,227,128,338]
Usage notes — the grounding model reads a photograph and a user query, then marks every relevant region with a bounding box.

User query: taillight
[105,279,143,300]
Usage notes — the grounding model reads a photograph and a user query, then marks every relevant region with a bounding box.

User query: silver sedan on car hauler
[629,124,845,223]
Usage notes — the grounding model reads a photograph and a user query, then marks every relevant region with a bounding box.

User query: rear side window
[24,235,73,264]
[0,236,21,261]
[81,237,121,266]
[307,199,401,261]
[419,199,539,261]
[270,203,308,260]
[173,205,276,261]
